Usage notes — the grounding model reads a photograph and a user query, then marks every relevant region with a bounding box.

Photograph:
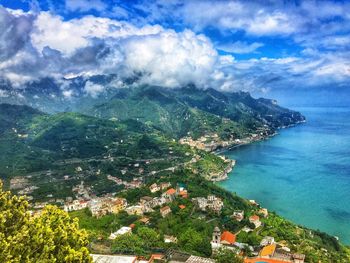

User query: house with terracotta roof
[220,231,236,245]
[162,188,177,202]
[249,215,262,228]
[244,243,305,263]
[160,205,171,217]
[179,204,186,210]
[211,227,239,252]
[179,190,188,198]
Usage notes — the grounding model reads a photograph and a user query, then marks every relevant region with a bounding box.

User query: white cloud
[121,29,221,88]
[1,4,350,97]
[0,89,8,97]
[62,89,74,98]
[84,81,104,97]
[218,41,263,54]
[31,12,163,55]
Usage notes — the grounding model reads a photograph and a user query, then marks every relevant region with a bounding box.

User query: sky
[0,0,350,106]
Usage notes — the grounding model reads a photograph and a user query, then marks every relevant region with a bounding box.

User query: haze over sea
[220,106,350,244]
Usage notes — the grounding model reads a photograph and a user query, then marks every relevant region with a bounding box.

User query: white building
[109,226,132,240]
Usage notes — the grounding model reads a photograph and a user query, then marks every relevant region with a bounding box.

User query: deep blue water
[219,107,350,244]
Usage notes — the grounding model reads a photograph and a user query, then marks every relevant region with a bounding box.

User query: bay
[219,107,350,244]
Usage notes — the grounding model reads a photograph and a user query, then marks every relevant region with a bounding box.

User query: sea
[219,106,350,244]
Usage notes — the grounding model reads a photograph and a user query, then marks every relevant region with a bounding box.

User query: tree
[178,228,211,256]
[213,248,243,263]
[111,234,145,255]
[0,182,92,262]
[136,227,161,248]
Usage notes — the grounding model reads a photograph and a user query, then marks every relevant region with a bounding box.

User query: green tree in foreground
[0,181,92,263]
[213,248,243,263]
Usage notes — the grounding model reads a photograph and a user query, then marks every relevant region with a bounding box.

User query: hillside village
[58,176,306,263]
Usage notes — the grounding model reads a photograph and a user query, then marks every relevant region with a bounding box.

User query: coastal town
[57,178,305,263]
[179,130,273,153]
[7,129,313,263]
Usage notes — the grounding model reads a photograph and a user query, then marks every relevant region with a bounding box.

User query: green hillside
[0,104,226,200]
[88,85,304,140]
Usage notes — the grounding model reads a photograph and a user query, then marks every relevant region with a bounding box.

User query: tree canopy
[213,248,243,263]
[0,181,92,263]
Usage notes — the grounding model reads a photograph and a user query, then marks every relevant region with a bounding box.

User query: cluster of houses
[61,178,306,263]
[64,195,128,217]
[210,226,305,263]
[208,205,305,263]
[179,133,231,152]
[191,195,224,214]
[107,175,143,189]
[244,237,305,263]
[128,183,188,218]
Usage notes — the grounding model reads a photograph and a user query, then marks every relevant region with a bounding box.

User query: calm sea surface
[219,107,350,244]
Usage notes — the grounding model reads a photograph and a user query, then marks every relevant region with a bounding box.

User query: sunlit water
[219,107,350,244]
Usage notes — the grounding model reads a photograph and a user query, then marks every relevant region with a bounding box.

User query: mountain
[0,77,305,140]
[87,85,305,139]
[0,103,226,200]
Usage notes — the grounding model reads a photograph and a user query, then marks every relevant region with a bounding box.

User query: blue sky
[0,0,349,105]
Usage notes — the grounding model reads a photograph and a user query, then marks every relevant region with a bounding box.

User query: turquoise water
[219,107,350,244]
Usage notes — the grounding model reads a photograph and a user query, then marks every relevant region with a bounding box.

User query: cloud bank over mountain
[0,0,349,102]
[0,7,236,91]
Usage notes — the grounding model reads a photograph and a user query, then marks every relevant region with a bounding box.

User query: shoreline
[212,120,306,182]
[213,119,348,245]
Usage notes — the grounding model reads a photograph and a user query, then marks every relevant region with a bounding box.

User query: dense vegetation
[0,182,91,262]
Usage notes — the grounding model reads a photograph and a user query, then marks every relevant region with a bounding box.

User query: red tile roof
[221,231,236,244]
[249,215,260,221]
[179,205,186,209]
[166,188,176,195]
[179,190,188,197]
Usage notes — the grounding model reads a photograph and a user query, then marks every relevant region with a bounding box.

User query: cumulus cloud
[120,30,222,88]
[0,7,235,92]
[1,2,350,98]
[0,8,34,61]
